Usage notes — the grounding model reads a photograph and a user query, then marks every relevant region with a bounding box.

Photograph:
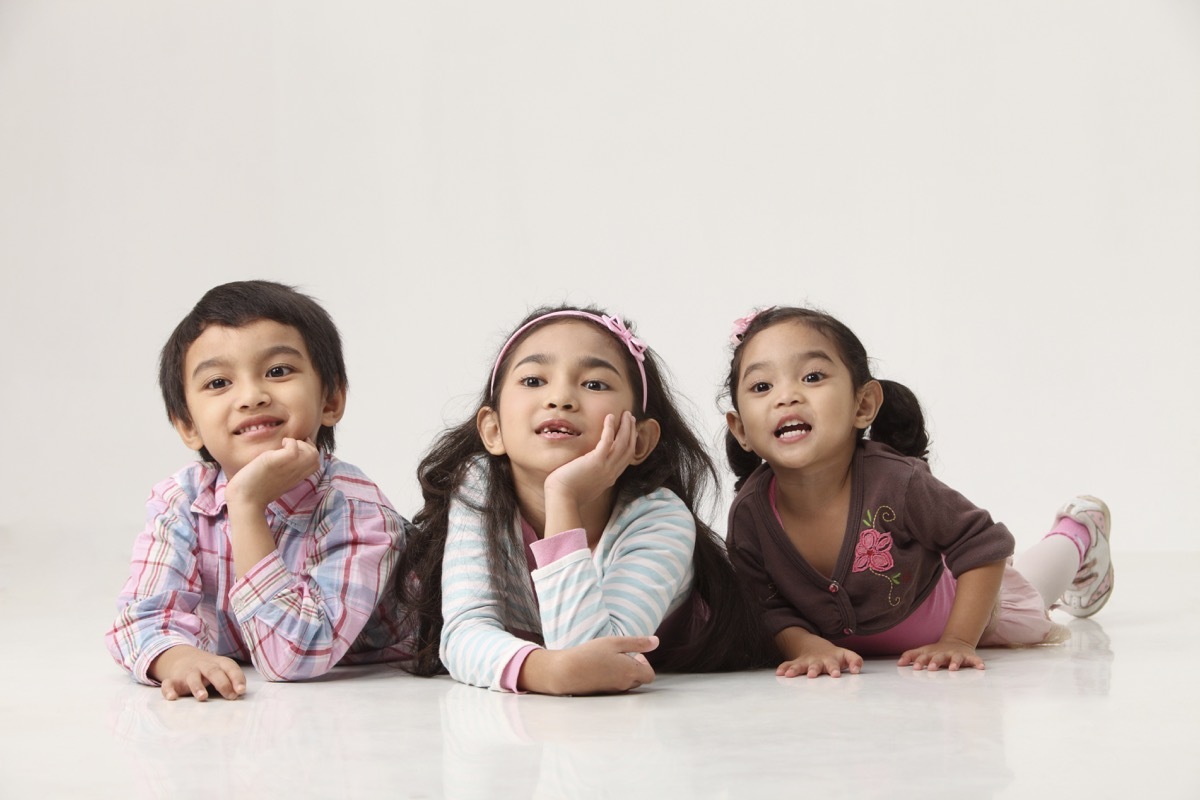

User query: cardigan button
[843,628,853,635]
[828,582,839,593]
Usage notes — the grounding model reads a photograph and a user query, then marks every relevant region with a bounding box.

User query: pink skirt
[837,559,1068,656]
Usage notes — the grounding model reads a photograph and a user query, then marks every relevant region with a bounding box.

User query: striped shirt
[106,454,411,684]
[440,461,696,691]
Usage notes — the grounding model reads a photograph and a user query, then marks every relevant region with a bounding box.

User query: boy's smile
[173,319,345,478]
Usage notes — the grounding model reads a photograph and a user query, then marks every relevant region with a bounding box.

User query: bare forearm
[226,504,276,580]
[941,559,1006,646]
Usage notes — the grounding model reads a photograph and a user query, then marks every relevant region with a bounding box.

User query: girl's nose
[775,380,804,406]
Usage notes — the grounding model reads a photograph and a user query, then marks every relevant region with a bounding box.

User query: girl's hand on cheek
[227,438,321,510]
[544,411,638,507]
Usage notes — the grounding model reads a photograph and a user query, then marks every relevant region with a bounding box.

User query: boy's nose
[237,383,271,409]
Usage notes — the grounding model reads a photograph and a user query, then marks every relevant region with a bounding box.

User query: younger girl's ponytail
[725,429,764,492]
[869,379,930,461]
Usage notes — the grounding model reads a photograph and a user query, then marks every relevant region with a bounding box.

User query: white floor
[3,550,1197,799]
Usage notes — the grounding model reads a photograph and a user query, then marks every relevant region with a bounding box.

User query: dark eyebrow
[741,350,834,381]
[191,344,305,380]
[513,352,551,370]
[578,355,620,375]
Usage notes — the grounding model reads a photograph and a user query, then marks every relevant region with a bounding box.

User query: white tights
[1014,535,1082,609]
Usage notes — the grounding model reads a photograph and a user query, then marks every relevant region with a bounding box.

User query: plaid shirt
[106,454,410,684]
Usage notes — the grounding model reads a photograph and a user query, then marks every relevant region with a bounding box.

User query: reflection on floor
[3,553,1196,798]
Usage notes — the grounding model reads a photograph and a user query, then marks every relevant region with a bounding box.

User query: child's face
[480,320,644,482]
[172,319,345,477]
[727,321,878,475]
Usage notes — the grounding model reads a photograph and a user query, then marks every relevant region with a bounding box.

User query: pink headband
[489,311,649,413]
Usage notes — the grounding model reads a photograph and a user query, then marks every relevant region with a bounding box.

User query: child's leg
[1014,534,1082,609]
[1013,495,1113,617]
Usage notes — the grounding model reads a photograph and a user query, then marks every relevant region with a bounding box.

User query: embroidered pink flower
[852,528,894,572]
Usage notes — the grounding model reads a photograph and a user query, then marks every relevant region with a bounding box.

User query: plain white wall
[1,2,1197,561]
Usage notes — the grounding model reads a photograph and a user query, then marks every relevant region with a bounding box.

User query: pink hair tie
[489,310,649,413]
[730,308,769,344]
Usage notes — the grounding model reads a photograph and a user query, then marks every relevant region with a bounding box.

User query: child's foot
[1054,495,1113,617]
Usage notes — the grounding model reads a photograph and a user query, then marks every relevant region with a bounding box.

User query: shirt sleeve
[902,466,1015,577]
[439,477,538,692]
[226,489,406,682]
[105,479,212,685]
[531,490,696,650]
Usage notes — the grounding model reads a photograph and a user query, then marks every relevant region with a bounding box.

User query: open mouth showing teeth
[536,424,579,436]
[775,422,812,439]
[236,421,284,435]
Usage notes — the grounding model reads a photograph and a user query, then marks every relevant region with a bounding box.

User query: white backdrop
[1,2,1197,560]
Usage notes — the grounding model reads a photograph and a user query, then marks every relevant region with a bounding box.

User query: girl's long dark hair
[723,307,931,491]
[395,305,772,675]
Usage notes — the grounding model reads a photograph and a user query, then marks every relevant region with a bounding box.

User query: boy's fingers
[204,667,240,700]
[185,672,209,701]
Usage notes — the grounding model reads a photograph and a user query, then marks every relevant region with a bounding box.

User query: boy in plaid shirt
[107,281,409,700]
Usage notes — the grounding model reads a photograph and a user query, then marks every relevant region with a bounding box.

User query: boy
[106,281,409,701]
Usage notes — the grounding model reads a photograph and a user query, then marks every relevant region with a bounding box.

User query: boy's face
[173,319,345,477]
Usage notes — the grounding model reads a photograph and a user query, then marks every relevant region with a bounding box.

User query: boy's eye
[519,376,545,388]
[749,382,771,393]
[267,365,294,378]
[583,379,610,391]
[204,378,230,391]
[802,372,825,383]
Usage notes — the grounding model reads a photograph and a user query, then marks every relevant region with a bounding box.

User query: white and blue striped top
[440,460,696,691]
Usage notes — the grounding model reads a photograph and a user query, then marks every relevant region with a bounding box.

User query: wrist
[517,648,561,695]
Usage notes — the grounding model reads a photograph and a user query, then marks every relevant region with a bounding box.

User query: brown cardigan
[727,441,1015,641]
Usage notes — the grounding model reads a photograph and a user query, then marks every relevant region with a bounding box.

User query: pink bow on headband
[600,315,647,363]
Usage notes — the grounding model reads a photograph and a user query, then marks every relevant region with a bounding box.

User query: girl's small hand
[521,635,658,695]
[544,412,639,508]
[897,639,985,671]
[777,645,863,679]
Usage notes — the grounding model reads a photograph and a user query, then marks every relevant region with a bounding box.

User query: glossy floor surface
[3,551,1196,798]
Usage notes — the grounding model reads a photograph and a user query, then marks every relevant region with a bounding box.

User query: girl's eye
[520,376,545,388]
[583,379,610,391]
[204,378,229,391]
[802,372,825,383]
[749,382,771,393]
[267,365,294,378]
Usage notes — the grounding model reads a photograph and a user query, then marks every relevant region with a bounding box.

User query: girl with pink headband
[394,305,768,694]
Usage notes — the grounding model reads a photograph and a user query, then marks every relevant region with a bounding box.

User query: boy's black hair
[394,304,774,677]
[723,306,930,490]
[158,280,348,463]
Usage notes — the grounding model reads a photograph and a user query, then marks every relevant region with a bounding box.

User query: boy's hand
[226,438,321,510]
[543,412,638,510]
[149,645,246,701]
[897,638,985,671]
